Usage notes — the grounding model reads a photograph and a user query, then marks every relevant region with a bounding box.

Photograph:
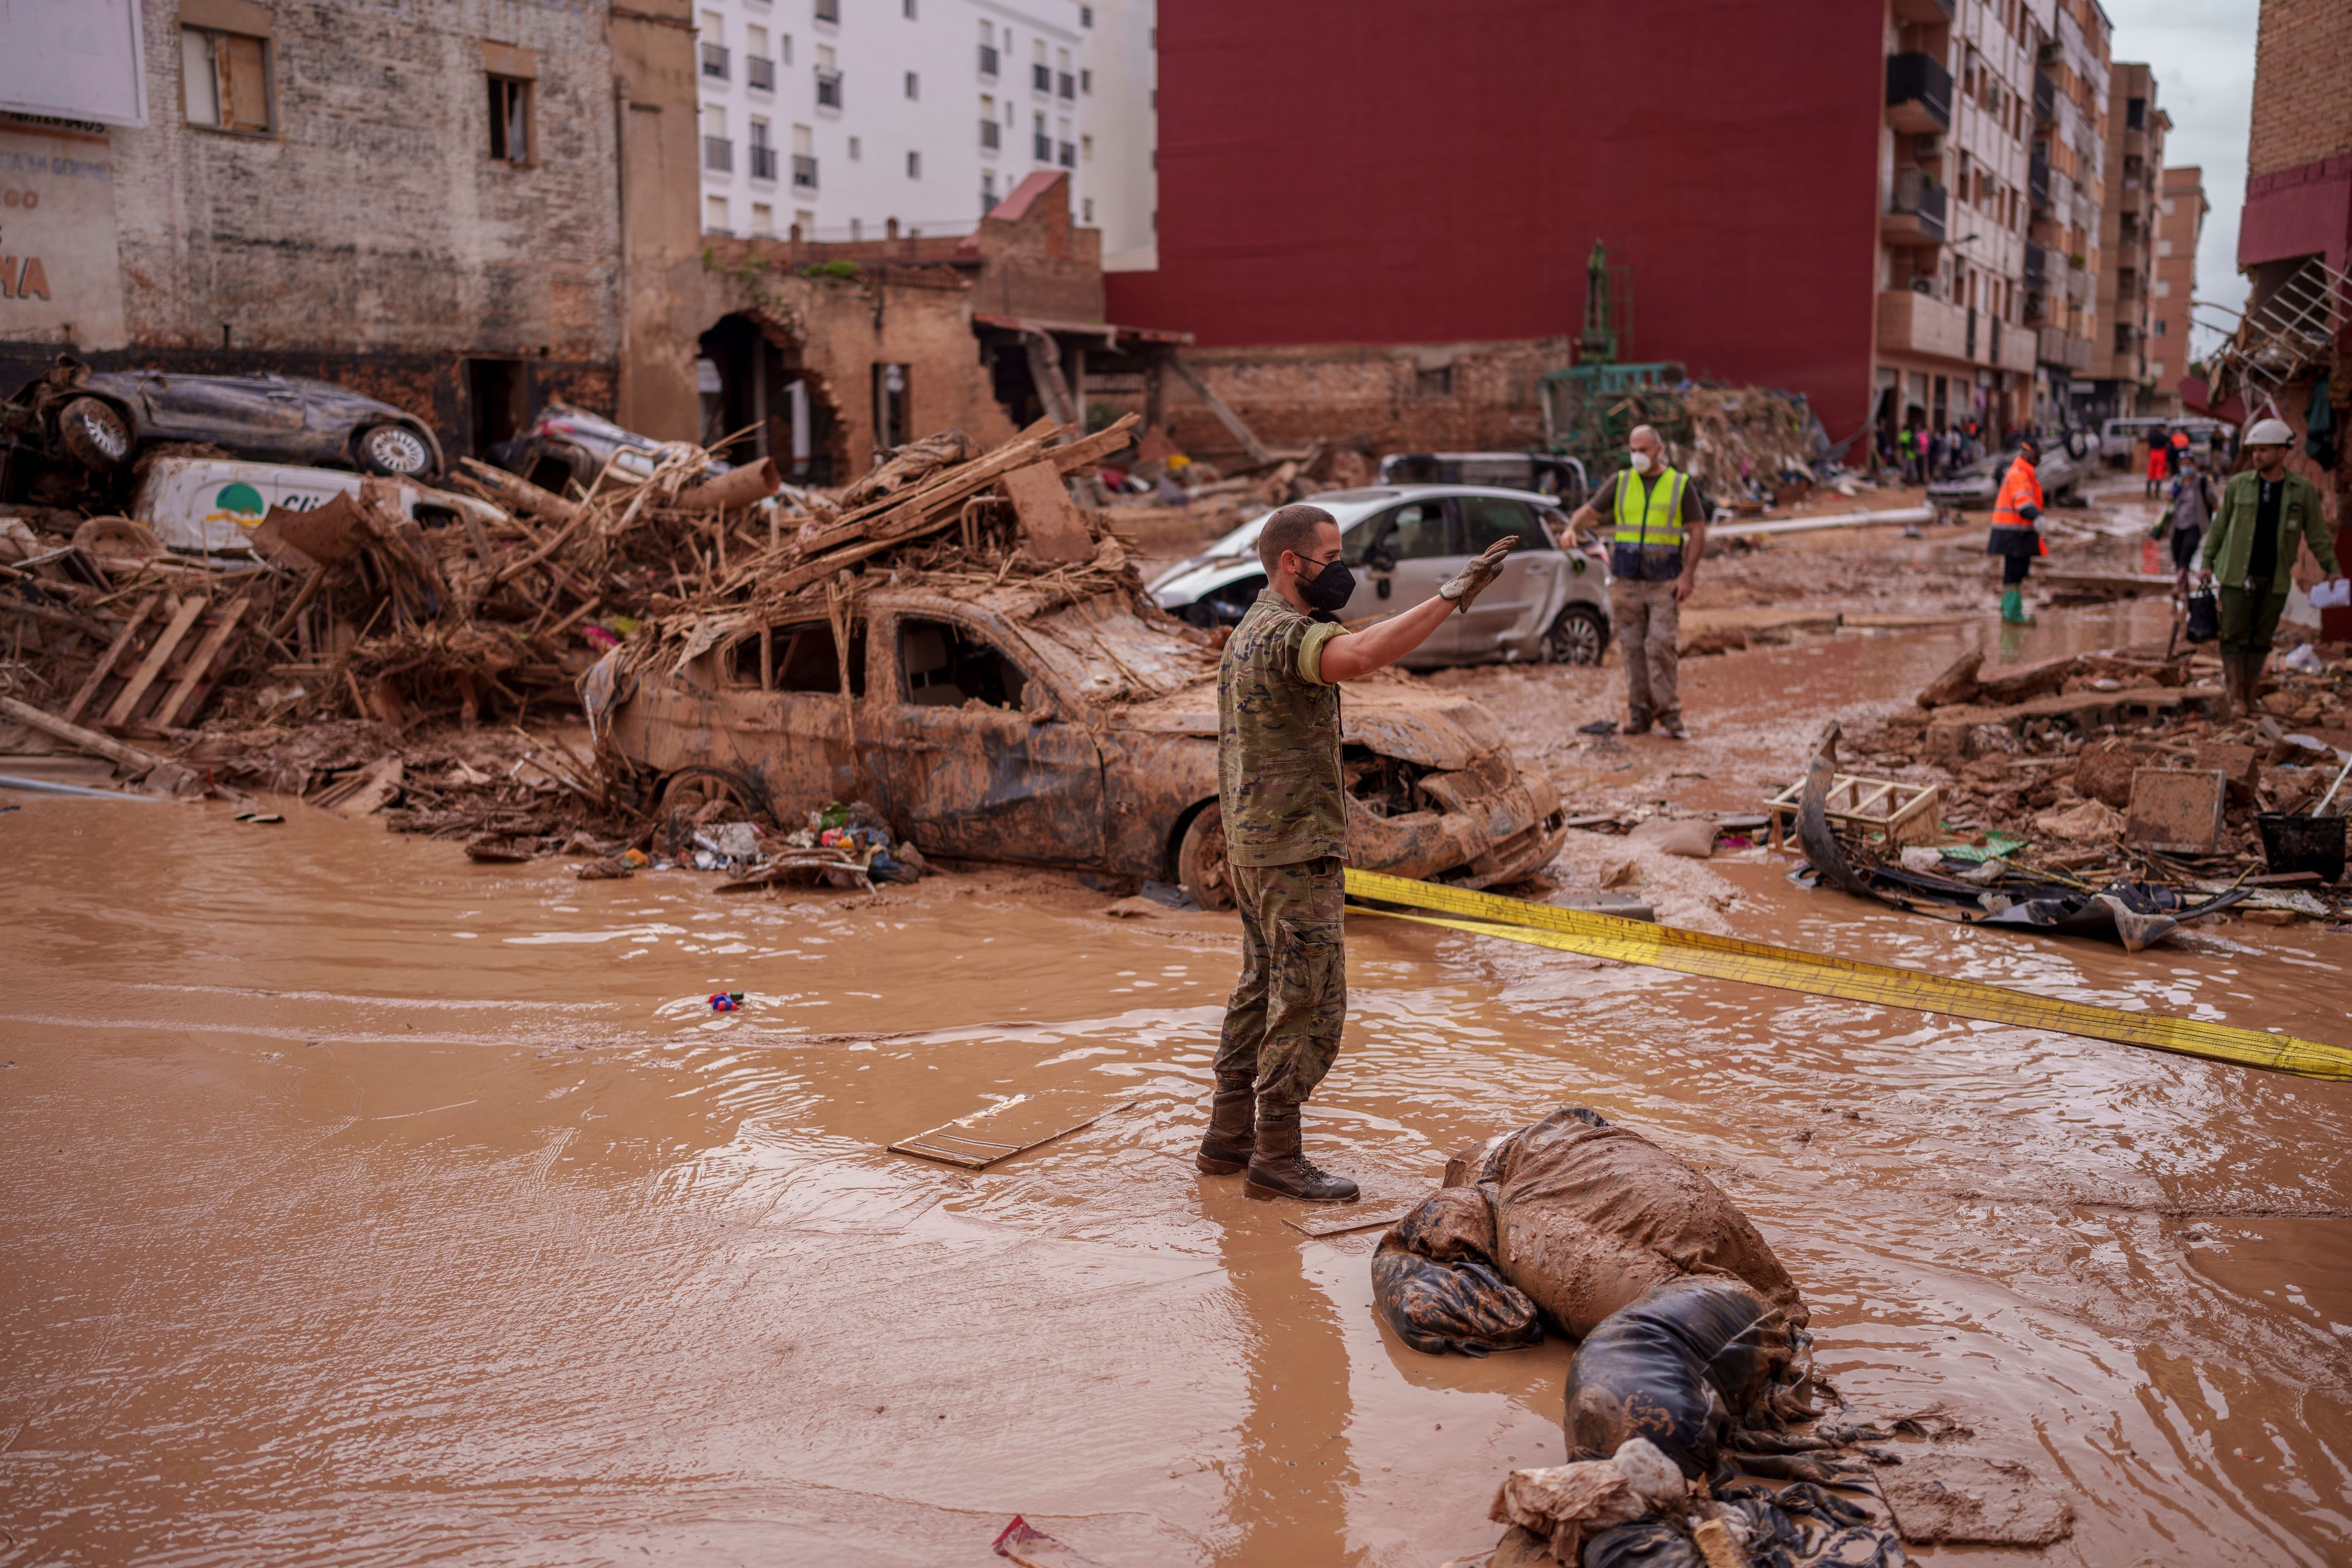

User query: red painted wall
[1106,0,1891,442]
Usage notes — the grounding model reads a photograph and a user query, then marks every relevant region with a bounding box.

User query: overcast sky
[2099,0,2260,357]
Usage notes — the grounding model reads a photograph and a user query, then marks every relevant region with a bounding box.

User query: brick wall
[2248,0,2352,180]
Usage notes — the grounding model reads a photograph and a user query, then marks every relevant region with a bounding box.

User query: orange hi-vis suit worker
[1985,437,2045,625]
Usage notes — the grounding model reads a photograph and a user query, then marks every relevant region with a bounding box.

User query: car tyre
[356,422,435,478]
[1176,801,1236,913]
[58,397,132,471]
[1540,603,1610,666]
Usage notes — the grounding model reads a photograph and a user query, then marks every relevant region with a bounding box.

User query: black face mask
[1298,556,1356,611]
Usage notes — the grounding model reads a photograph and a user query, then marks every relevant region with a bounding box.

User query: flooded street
[5,609,2351,1568]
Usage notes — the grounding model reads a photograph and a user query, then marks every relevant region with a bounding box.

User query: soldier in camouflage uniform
[1200,503,1518,1201]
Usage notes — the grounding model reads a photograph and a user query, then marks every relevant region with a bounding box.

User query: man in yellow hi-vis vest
[1567,424,1710,738]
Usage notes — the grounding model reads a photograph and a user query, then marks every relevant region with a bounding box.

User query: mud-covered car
[1925,443,2089,510]
[596,581,1569,908]
[2,355,443,481]
[491,402,729,496]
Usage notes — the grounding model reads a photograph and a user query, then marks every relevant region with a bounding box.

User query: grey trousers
[1610,576,1681,725]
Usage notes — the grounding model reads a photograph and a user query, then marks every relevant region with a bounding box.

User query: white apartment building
[692,0,1155,265]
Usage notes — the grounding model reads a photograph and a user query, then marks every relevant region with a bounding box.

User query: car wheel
[57,397,131,471]
[1176,801,1236,913]
[356,422,435,478]
[1540,603,1609,666]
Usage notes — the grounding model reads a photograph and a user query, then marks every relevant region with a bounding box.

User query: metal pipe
[0,772,161,800]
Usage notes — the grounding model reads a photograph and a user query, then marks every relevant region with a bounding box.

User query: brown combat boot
[1244,1102,1360,1203]
[1195,1073,1257,1174]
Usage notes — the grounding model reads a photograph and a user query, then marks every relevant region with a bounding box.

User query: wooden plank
[1000,459,1095,564]
[1046,412,1142,475]
[888,1096,1138,1171]
[150,596,252,731]
[103,595,205,731]
[0,694,164,774]
[59,594,158,724]
[1167,355,1272,466]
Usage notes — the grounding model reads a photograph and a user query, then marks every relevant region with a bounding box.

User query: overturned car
[594,579,1569,907]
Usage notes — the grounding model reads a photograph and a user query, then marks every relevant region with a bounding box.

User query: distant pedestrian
[2164,455,2214,594]
[1986,435,2046,625]
[2145,430,2168,498]
[2199,417,2342,719]
[1566,424,1709,739]
[2169,428,2190,478]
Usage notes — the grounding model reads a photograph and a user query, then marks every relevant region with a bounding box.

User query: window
[848,134,861,159]
[900,620,1025,709]
[1080,134,1092,160]
[1459,496,1536,554]
[730,620,867,693]
[1081,197,1093,222]
[873,362,911,447]
[981,94,998,149]
[904,0,918,14]
[1080,4,1093,23]
[780,33,793,64]
[1415,364,1453,398]
[2157,238,2173,256]
[752,202,774,237]
[487,75,530,162]
[978,20,998,76]
[816,45,842,108]
[907,149,921,178]
[705,194,731,233]
[181,26,273,134]
[702,104,732,171]
[1080,67,1091,93]
[1347,502,1453,567]
[793,208,815,236]
[905,70,919,99]
[749,118,775,178]
[815,0,839,23]
[793,123,817,187]
[699,8,728,77]
[1033,112,1049,161]
[747,25,774,88]
[1056,48,1074,99]
[2154,318,2168,337]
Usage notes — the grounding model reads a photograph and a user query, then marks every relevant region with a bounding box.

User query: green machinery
[1539,240,1689,467]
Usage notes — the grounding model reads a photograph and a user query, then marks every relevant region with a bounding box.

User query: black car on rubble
[2,356,443,481]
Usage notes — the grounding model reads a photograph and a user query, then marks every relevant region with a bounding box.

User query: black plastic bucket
[2258,813,2346,883]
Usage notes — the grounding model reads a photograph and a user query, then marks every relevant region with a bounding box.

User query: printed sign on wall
[0,126,130,350]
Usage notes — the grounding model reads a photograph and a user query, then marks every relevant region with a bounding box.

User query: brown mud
[6,480,2350,1567]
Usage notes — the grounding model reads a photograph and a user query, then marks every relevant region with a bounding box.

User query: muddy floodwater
[6,622,2352,1566]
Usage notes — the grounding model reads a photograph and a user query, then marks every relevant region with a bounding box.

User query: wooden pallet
[1764,772,1940,853]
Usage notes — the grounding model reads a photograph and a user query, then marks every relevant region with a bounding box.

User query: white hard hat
[2244,417,2294,447]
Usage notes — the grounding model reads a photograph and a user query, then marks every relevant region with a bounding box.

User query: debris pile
[1811,640,2351,931]
[1,410,1145,873]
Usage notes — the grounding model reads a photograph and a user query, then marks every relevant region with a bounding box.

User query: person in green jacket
[2198,417,2342,717]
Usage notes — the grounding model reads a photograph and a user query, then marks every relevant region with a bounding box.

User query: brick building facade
[2082,60,2165,420]
[2147,165,2204,412]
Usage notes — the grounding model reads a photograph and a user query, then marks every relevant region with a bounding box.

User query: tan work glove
[1439,536,1517,612]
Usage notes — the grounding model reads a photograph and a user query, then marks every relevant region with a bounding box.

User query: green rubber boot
[2000,588,2030,625]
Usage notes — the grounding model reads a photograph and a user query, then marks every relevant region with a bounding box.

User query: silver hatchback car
[1146,484,1613,666]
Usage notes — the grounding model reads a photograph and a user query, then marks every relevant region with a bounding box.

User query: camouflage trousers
[1216,855,1347,1109]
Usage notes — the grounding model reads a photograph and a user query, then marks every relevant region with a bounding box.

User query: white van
[132,456,506,556]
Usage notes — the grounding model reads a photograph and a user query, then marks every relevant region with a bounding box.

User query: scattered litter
[232,810,284,825]
[1879,1453,2075,1547]
[888,1095,1140,1171]
[1282,1204,1416,1239]
[1627,816,1716,859]
[708,991,745,1012]
[1577,718,1620,736]
[992,1515,1101,1568]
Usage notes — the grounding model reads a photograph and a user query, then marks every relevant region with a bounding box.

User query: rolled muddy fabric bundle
[1371,1107,1806,1355]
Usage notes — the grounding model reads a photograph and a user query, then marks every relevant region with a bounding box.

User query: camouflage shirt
[1219,589,1347,866]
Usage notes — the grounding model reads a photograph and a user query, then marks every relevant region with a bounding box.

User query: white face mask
[1629,450,1655,475]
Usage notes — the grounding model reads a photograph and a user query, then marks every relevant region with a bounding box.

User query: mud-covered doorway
[698,312,843,484]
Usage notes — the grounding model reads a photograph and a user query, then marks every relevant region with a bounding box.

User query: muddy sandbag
[1563,1278,1800,1476]
[1480,1109,1806,1338]
[1371,1185,1543,1355]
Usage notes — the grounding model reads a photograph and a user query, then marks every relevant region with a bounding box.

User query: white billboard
[0,0,149,128]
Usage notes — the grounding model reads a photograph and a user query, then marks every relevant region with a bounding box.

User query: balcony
[978,43,998,77]
[1886,52,1952,134]
[2029,155,2050,212]
[2024,242,2046,290]
[1057,71,1075,99]
[2038,326,2091,371]
[703,135,733,173]
[701,42,729,80]
[1891,0,1954,19]
[979,118,999,151]
[749,144,777,180]
[815,68,842,108]
[1882,170,1947,246]
[792,153,817,189]
[2032,70,2054,124]
[747,55,774,91]
[1879,288,1969,360]
[1032,62,1052,92]
[1032,131,1052,161]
